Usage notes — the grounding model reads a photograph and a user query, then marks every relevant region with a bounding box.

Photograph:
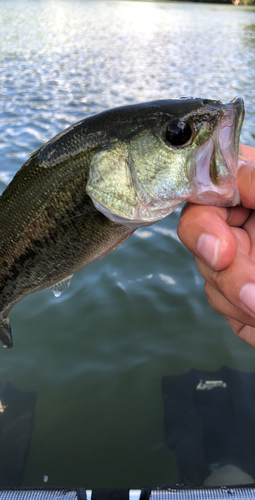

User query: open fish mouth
[187,97,244,207]
[87,97,244,228]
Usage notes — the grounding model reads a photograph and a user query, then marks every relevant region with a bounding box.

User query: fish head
[86,97,244,228]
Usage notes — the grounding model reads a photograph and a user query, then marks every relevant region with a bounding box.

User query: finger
[240,144,255,163]
[205,278,255,348]
[238,155,255,209]
[195,249,255,322]
[242,210,255,261]
[204,280,255,328]
[177,203,246,271]
[226,318,255,348]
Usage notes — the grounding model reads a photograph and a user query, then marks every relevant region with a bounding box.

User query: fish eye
[165,121,192,147]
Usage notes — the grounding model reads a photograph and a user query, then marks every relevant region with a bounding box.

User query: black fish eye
[165,121,192,147]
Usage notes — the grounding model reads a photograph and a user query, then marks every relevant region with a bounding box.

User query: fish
[0,97,244,348]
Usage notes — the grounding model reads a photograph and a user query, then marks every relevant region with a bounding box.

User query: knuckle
[204,281,221,313]
[213,267,230,294]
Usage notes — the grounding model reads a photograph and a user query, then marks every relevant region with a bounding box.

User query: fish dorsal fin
[49,275,73,298]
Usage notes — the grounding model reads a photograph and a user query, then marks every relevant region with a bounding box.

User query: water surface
[0,0,255,488]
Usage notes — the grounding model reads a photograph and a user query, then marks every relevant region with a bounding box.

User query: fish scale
[0,98,244,348]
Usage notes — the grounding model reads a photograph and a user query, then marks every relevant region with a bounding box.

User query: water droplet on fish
[52,290,62,298]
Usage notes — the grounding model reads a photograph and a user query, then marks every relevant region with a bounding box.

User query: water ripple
[0,0,255,488]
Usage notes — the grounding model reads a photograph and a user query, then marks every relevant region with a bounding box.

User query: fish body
[0,97,244,348]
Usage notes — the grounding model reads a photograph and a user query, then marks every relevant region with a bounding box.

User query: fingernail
[197,233,220,268]
[240,283,255,315]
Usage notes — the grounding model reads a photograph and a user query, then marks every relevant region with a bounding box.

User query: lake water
[0,0,255,489]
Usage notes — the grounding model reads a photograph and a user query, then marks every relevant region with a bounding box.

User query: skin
[177,144,255,347]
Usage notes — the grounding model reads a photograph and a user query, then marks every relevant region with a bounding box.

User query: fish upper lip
[225,96,245,110]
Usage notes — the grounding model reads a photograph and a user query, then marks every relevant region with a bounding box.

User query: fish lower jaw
[91,197,181,228]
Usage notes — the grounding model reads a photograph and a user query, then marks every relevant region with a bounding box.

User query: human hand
[177,144,255,347]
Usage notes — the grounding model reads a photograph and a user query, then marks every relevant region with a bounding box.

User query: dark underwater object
[0,97,244,348]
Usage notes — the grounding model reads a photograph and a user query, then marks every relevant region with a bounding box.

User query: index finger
[240,144,255,163]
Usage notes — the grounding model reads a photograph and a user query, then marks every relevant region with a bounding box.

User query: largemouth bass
[0,97,244,348]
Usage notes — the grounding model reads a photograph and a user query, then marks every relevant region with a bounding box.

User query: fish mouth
[187,97,245,207]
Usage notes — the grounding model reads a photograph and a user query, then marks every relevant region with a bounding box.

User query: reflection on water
[163,368,255,486]
[0,0,255,489]
[0,382,36,487]
[245,24,255,142]
[244,23,255,52]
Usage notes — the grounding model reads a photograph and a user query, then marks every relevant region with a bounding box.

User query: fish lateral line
[58,208,97,224]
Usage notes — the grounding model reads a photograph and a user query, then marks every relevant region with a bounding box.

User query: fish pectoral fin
[49,275,74,298]
[0,318,13,349]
